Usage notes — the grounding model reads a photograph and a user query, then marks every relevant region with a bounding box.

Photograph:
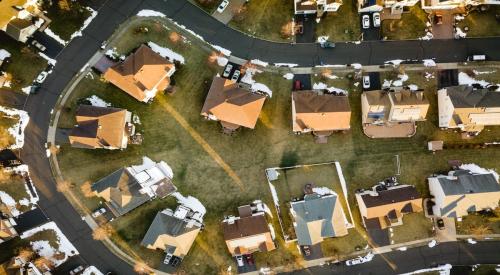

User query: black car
[30,84,41,94]
[436,218,445,230]
[320,41,336,48]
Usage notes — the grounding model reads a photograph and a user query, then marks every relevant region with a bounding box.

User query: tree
[232,6,247,22]
[92,224,114,240]
[281,21,294,39]
[80,181,94,198]
[33,256,54,272]
[134,261,151,274]
[169,32,181,43]
[56,180,71,193]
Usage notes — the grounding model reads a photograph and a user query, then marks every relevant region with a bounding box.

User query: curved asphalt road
[17,0,500,274]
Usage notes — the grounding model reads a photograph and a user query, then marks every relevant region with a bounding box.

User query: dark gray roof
[141,210,201,247]
[437,170,500,196]
[447,85,500,108]
[91,168,132,193]
[291,193,337,246]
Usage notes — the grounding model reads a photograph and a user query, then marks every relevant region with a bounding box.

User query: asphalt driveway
[360,12,381,41]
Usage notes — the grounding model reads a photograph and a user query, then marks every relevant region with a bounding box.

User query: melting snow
[172,192,206,223]
[313,82,347,94]
[428,239,437,248]
[420,32,434,41]
[0,106,30,150]
[274,63,298,68]
[351,63,362,70]
[408,84,419,91]
[423,59,436,67]
[455,27,466,38]
[211,44,231,56]
[268,223,276,240]
[38,52,56,65]
[240,68,273,97]
[86,95,111,107]
[401,264,452,275]
[0,49,11,60]
[397,246,407,251]
[82,266,104,275]
[458,72,491,88]
[251,59,269,67]
[467,238,477,244]
[21,86,32,94]
[0,191,19,216]
[460,163,499,182]
[216,56,228,66]
[136,9,166,17]
[253,200,273,217]
[147,41,185,64]
[44,28,68,45]
[312,187,336,196]
[317,36,329,43]
[69,7,98,40]
[283,73,294,80]
[385,59,404,66]
[269,182,279,206]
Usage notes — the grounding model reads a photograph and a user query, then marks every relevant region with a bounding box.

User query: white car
[236,255,244,267]
[345,252,374,266]
[217,0,229,13]
[231,70,240,82]
[223,64,233,78]
[362,15,370,29]
[363,75,370,89]
[69,265,84,275]
[31,40,46,52]
[36,71,48,83]
[91,207,106,218]
[373,13,381,27]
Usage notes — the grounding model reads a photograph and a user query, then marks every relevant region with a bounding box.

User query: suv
[217,0,229,13]
[31,40,46,52]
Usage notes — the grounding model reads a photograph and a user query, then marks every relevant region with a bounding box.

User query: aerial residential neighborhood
[0,0,499,274]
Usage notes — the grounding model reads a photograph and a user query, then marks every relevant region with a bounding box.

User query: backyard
[316,0,362,42]
[458,6,500,38]
[381,4,428,40]
[53,18,500,273]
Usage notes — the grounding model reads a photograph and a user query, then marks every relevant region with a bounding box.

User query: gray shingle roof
[437,170,500,196]
[141,210,201,247]
[447,85,500,108]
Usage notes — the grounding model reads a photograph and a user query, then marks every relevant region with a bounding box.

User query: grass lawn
[390,213,434,243]
[0,32,47,92]
[0,168,33,214]
[55,18,500,273]
[0,114,17,149]
[458,6,500,38]
[456,209,500,235]
[228,0,294,42]
[320,228,368,258]
[381,4,428,40]
[316,0,361,42]
[41,0,92,41]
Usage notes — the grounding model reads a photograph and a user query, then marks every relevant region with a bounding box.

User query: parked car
[36,71,48,83]
[294,80,302,91]
[302,245,311,256]
[231,70,240,82]
[170,257,181,267]
[320,41,336,48]
[373,12,381,27]
[217,0,229,13]
[363,75,370,89]
[434,13,443,25]
[31,40,46,52]
[223,64,233,78]
[91,207,106,218]
[362,15,370,29]
[30,84,41,94]
[69,265,84,275]
[236,255,244,267]
[346,252,374,266]
[436,218,445,230]
[295,21,304,34]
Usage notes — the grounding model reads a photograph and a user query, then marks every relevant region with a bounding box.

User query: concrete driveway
[435,217,457,242]
[432,11,454,39]
[212,0,247,25]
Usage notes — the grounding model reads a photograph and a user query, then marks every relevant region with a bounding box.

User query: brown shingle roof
[360,186,421,208]
[222,214,270,241]
[201,76,266,129]
[69,105,128,149]
[103,44,175,102]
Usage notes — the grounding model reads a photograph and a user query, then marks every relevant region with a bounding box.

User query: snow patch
[69,7,98,40]
[313,82,347,94]
[467,238,477,244]
[38,53,56,65]
[44,28,68,45]
[253,200,273,217]
[420,32,434,41]
[0,49,11,60]
[136,9,166,17]
[251,59,269,67]
[397,246,407,251]
[423,59,436,67]
[351,63,362,70]
[21,86,32,94]
[317,36,329,43]
[268,223,276,240]
[211,44,231,56]
[147,41,185,64]
[0,106,30,150]
[172,192,206,223]
[458,72,491,88]
[459,163,499,182]
[428,239,437,248]
[86,95,111,107]
[408,84,419,91]
[240,68,273,97]
[385,59,404,66]
[274,63,298,68]
[455,27,466,38]
[401,264,452,275]
[82,266,104,275]
[269,182,279,206]
[0,191,19,216]
[216,56,228,66]
[312,187,336,196]
[283,73,294,80]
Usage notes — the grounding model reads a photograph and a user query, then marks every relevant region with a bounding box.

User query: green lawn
[228,0,294,42]
[382,4,428,40]
[41,0,92,41]
[55,18,500,273]
[458,6,500,38]
[0,32,47,92]
[390,213,434,243]
[316,0,361,42]
[0,114,17,149]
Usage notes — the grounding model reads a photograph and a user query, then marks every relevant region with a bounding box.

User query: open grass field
[41,0,92,41]
[55,18,500,273]
[458,6,500,38]
[316,0,362,42]
[382,4,428,40]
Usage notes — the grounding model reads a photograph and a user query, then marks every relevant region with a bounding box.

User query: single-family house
[361,88,429,138]
[356,184,422,230]
[9,256,48,275]
[294,0,343,16]
[103,44,176,102]
[222,205,276,256]
[358,0,419,14]
[141,206,202,265]
[1,0,49,43]
[438,85,500,134]
[201,76,266,131]
[68,105,134,150]
[292,91,351,138]
[290,192,348,246]
[91,157,176,217]
[428,167,500,218]
[0,218,17,242]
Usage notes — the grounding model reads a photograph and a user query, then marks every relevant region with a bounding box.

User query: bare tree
[281,21,294,39]
[80,181,94,198]
[92,224,114,240]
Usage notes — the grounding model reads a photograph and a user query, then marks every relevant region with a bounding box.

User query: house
[68,105,134,150]
[292,91,351,137]
[356,184,422,230]
[361,88,429,138]
[91,157,176,217]
[222,205,275,256]
[9,256,50,275]
[294,0,343,16]
[358,0,419,15]
[1,0,49,43]
[438,85,500,134]
[103,44,176,102]
[428,167,500,218]
[201,76,266,131]
[141,206,202,265]
[5,18,37,43]
[0,218,17,242]
[290,192,348,246]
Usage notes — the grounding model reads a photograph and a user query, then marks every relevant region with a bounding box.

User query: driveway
[435,217,457,242]
[236,255,257,273]
[360,12,381,41]
[301,244,324,261]
[367,228,391,247]
[363,72,381,91]
[293,74,312,90]
[438,69,459,89]
[295,14,317,43]
[212,0,247,25]
[31,31,65,58]
[432,11,454,39]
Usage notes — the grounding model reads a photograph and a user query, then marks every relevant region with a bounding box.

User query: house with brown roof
[292,91,351,142]
[355,184,423,230]
[361,88,429,138]
[103,44,176,102]
[201,76,266,131]
[438,85,500,135]
[91,157,176,217]
[222,205,275,256]
[0,218,17,242]
[68,105,133,150]
[294,0,343,16]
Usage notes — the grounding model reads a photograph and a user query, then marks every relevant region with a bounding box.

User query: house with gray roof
[290,193,348,246]
[141,206,202,265]
[91,157,176,217]
[438,85,500,134]
[428,167,500,218]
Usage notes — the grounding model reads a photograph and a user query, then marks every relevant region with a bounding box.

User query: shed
[428,141,444,151]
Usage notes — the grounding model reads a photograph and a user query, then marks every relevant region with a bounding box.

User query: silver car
[223,64,233,78]
[231,70,240,82]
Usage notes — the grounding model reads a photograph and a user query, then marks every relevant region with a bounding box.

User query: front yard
[0,114,17,149]
[41,0,93,41]
[457,6,500,38]
[381,4,428,40]
[54,17,500,273]
[390,213,434,243]
[316,0,362,42]
[456,209,500,235]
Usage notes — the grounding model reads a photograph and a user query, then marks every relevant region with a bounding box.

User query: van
[467,55,486,61]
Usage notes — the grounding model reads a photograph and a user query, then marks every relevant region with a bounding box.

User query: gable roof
[360,185,421,208]
[446,85,500,108]
[69,105,128,149]
[436,170,500,196]
[292,91,351,131]
[5,18,32,39]
[222,213,270,241]
[201,76,266,129]
[104,44,174,102]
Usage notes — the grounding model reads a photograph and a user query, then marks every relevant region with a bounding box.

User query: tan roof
[201,76,266,129]
[103,45,174,102]
[0,0,28,29]
[0,219,15,239]
[69,105,128,149]
[292,91,351,132]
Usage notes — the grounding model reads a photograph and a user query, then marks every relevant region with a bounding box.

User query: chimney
[394,92,402,102]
